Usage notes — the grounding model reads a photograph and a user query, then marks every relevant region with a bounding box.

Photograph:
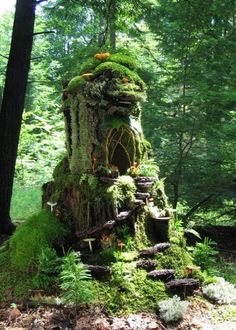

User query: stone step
[147,269,175,282]
[139,243,171,258]
[165,278,200,298]
[136,259,157,271]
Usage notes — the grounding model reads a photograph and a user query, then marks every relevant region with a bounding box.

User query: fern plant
[59,252,94,308]
[33,247,61,290]
[189,237,218,274]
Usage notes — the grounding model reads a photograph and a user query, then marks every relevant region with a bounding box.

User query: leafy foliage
[108,175,136,208]
[189,238,218,274]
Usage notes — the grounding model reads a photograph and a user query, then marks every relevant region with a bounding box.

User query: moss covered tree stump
[42,52,170,249]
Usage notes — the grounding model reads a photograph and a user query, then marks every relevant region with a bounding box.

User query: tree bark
[109,0,116,52]
[0,0,36,234]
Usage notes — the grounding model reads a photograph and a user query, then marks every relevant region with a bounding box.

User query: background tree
[0,0,37,234]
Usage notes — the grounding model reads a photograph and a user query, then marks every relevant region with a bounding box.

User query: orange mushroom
[94,52,110,60]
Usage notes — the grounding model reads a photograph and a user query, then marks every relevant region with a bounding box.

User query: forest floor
[0,299,236,330]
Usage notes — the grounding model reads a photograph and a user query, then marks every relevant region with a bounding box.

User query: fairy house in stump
[42,52,170,249]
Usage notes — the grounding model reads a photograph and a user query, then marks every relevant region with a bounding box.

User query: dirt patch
[0,300,235,330]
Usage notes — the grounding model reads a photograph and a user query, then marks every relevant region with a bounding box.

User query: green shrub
[67,76,86,93]
[108,175,136,208]
[9,210,69,271]
[104,53,137,71]
[0,251,35,300]
[59,252,95,308]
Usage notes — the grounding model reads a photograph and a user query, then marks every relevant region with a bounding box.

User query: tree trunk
[109,0,116,52]
[0,0,36,235]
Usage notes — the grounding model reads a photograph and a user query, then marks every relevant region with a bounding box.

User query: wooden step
[85,265,111,280]
[136,259,157,271]
[134,199,145,206]
[147,269,175,282]
[136,182,154,190]
[99,177,117,184]
[135,192,151,200]
[139,243,171,258]
[103,220,116,229]
[134,176,156,183]
[165,278,200,298]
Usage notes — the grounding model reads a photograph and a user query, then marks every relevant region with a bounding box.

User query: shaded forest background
[1,0,235,227]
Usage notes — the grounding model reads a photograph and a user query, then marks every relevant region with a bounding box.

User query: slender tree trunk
[109,0,116,52]
[0,0,36,235]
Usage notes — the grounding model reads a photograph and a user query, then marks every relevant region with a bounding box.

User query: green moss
[0,258,35,300]
[108,175,136,208]
[78,57,101,75]
[77,95,92,172]
[9,210,69,271]
[104,53,137,71]
[79,53,137,75]
[155,245,193,278]
[94,62,145,88]
[133,211,151,250]
[94,269,167,315]
[67,76,86,94]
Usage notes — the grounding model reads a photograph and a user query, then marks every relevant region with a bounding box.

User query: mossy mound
[94,62,145,88]
[155,244,193,278]
[9,210,69,271]
[0,210,69,300]
[94,268,167,315]
[66,76,86,94]
[79,53,137,75]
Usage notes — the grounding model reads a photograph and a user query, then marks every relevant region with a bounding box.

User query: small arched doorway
[106,126,135,175]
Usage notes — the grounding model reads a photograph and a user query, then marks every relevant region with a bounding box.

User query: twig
[33,30,55,36]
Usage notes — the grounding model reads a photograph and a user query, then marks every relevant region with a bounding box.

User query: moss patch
[94,269,167,315]
[94,62,145,88]
[155,245,193,278]
[104,53,137,71]
[9,210,69,271]
[67,76,86,94]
